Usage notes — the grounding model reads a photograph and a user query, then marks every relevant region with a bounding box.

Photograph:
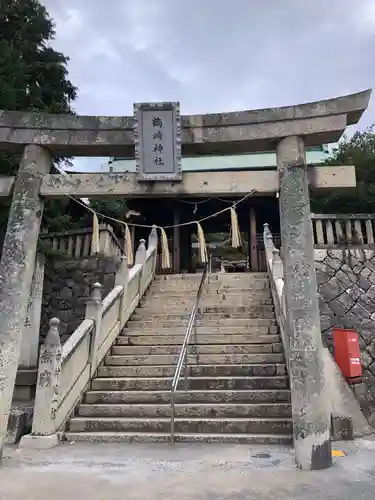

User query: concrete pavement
[1,440,375,499]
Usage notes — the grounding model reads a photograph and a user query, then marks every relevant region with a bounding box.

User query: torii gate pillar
[0,145,51,460]
[277,136,332,470]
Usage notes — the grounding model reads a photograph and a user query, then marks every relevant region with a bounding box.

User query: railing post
[99,225,112,256]
[148,225,158,250]
[135,238,147,265]
[86,282,103,376]
[272,248,284,280]
[264,226,275,263]
[115,256,129,329]
[148,226,158,275]
[22,318,62,448]
[263,222,271,237]
[135,239,147,296]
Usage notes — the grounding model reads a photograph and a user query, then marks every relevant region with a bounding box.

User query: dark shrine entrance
[129,196,280,274]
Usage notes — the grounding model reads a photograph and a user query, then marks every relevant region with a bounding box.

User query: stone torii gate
[0,89,371,468]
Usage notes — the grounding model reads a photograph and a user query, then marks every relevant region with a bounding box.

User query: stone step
[111,343,283,356]
[85,389,292,405]
[154,273,268,281]
[105,353,284,366]
[151,286,271,294]
[97,363,287,378]
[117,333,280,344]
[145,290,272,298]
[77,402,292,419]
[151,286,270,294]
[68,416,293,434]
[152,280,270,288]
[136,305,275,314]
[91,376,289,391]
[132,308,276,320]
[127,318,277,328]
[126,318,277,328]
[64,431,292,445]
[141,298,274,307]
[149,287,271,296]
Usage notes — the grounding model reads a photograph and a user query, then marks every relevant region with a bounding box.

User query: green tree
[89,198,130,222]
[0,0,81,246]
[311,127,375,213]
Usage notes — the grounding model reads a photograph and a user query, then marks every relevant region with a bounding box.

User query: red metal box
[332,328,362,382]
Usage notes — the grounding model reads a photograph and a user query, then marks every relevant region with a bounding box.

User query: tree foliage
[311,127,375,213]
[0,0,82,245]
[0,0,76,116]
[89,198,130,222]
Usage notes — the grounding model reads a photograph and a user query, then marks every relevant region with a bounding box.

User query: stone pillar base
[19,433,59,450]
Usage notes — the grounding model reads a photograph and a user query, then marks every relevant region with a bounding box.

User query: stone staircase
[65,273,292,444]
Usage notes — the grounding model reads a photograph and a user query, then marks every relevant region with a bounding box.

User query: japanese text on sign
[152,116,165,166]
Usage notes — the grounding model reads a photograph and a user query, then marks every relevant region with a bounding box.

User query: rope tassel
[124,223,134,266]
[159,227,171,269]
[230,207,242,248]
[91,212,100,255]
[196,222,208,263]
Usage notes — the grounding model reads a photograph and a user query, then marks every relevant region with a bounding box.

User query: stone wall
[41,256,121,343]
[315,248,375,427]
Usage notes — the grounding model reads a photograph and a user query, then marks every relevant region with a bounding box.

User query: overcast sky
[42,0,375,172]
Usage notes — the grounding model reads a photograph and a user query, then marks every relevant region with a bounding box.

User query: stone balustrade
[263,224,289,371]
[21,228,158,447]
[41,224,124,258]
[311,214,375,247]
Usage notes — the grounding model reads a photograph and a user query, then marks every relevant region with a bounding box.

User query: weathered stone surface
[328,300,347,317]
[365,285,375,303]
[316,248,375,428]
[368,339,375,358]
[315,261,336,283]
[6,409,28,444]
[19,254,45,370]
[336,269,356,288]
[358,319,375,342]
[359,276,372,292]
[319,298,332,316]
[347,284,364,300]
[319,276,345,301]
[0,90,369,158]
[336,292,355,310]
[38,166,357,200]
[316,269,332,285]
[361,266,372,278]
[344,312,362,329]
[279,136,331,470]
[361,351,373,370]
[330,413,354,441]
[368,361,375,376]
[0,145,52,459]
[320,315,335,333]
[351,302,372,320]
[324,256,343,271]
[40,256,118,343]
[342,262,362,277]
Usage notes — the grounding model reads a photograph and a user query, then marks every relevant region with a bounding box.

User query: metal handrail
[170,261,209,443]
